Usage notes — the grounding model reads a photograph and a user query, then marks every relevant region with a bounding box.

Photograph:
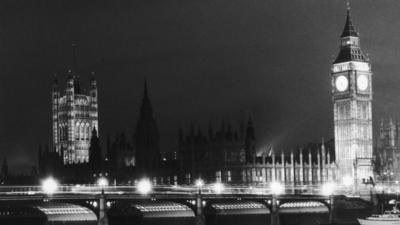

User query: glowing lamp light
[270,182,284,195]
[212,182,225,194]
[342,176,353,186]
[195,179,204,188]
[41,177,59,195]
[137,178,152,195]
[321,182,335,196]
[97,177,109,187]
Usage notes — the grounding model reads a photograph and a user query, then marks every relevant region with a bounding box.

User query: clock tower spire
[331,7,373,187]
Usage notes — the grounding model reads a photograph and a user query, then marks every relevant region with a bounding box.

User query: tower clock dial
[335,75,348,92]
[357,74,368,91]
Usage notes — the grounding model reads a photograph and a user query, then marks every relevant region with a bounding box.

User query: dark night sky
[0,0,399,172]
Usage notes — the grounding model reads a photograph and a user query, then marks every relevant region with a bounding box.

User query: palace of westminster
[0,8,396,186]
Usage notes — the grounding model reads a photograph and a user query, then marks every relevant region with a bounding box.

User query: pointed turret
[89,127,102,168]
[245,116,256,163]
[89,71,99,133]
[341,7,358,38]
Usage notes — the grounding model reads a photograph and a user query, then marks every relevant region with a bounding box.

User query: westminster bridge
[0,179,382,225]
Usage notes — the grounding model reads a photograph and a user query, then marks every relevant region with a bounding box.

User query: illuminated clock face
[357,75,368,91]
[335,75,348,92]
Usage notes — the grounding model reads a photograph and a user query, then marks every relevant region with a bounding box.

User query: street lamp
[270,181,284,225]
[97,177,109,187]
[96,177,109,225]
[270,181,284,195]
[212,182,225,194]
[194,178,205,223]
[137,178,152,195]
[97,177,109,194]
[41,177,58,195]
[321,182,335,196]
[321,182,335,225]
[195,178,204,189]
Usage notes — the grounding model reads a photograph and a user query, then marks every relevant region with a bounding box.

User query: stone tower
[52,54,99,164]
[331,8,373,184]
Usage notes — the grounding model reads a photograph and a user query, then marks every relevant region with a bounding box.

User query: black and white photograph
[0,0,399,224]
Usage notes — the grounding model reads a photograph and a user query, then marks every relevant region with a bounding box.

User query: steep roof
[341,9,358,38]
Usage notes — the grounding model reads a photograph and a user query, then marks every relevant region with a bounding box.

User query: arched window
[75,122,80,140]
[64,126,68,140]
[80,124,85,140]
[59,126,63,141]
[86,124,90,140]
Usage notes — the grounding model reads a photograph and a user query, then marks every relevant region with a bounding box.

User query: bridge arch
[107,201,195,225]
[279,201,329,214]
[203,200,270,225]
[0,202,97,225]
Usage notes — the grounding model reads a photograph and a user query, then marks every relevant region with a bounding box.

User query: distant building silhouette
[106,132,135,183]
[134,81,161,178]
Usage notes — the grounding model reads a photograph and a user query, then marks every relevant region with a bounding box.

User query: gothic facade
[174,119,336,185]
[376,119,400,181]
[52,72,99,164]
[331,8,373,184]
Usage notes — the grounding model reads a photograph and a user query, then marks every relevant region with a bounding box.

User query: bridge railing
[0,184,341,196]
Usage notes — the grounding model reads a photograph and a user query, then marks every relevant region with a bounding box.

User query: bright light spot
[106,201,111,208]
[202,200,206,206]
[41,177,58,195]
[191,200,196,205]
[137,178,152,195]
[342,176,353,186]
[97,177,109,187]
[375,185,383,192]
[212,182,225,194]
[321,182,335,196]
[389,199,396,205]
[270,182,284,195]
[92,201,98,208]
[195,179,204,188]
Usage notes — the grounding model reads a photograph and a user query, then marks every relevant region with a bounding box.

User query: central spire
[341,7,358,38]
[139,79,153,120]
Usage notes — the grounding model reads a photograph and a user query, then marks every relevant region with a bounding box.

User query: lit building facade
[376,119,400,181]
[175,120,336,185]
[52,72,99,164]
[331,9,373,183]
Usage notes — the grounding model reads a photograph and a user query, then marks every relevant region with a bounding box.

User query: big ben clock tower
[332,8,373,185]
